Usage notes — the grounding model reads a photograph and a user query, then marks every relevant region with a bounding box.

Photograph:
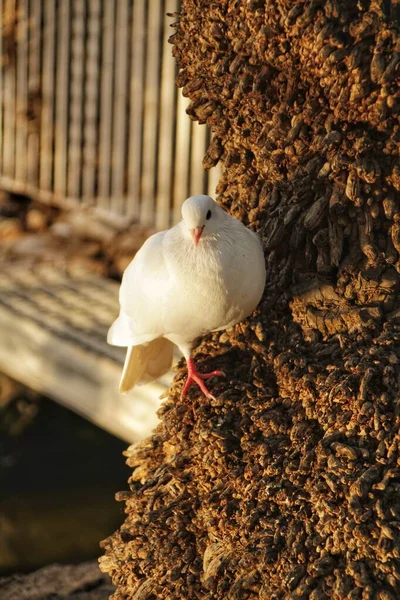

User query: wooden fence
[0,0,220,229]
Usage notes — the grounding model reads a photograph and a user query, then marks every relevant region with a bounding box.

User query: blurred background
[0,0,220,575]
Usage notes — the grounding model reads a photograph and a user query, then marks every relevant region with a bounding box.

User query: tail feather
[119,338,174,394]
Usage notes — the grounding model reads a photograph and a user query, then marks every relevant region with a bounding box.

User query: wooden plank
[3,0,16,178]
[189,119,207,197]
[67,0,85,199]
[0,260,176,442]
[98,0,115,207]
[26,0,41,186]
[82,0,101,201]
[207,159,222,199]
[0,303,167,442]
[140,0,162,226]
[111,0,129,214]
[15,0,28,181]
[126,0,146,219]
[0,0,3,174]
[173,92,191,223]
[54,0,70,197]
[40,0,55,191]
[110,0,129,212]
[156,0,179,230]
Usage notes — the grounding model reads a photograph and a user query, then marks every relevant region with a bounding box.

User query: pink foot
[182,358,225,400]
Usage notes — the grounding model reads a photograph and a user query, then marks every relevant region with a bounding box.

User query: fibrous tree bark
[100,1,400,598]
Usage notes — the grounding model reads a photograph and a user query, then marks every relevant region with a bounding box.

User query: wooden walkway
[0,262,172,442]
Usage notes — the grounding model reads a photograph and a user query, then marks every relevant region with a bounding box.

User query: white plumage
[108,195,266,398]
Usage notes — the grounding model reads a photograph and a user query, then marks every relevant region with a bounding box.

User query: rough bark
[100,1,400,598]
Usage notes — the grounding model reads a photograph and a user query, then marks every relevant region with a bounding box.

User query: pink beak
[191,226,204,246]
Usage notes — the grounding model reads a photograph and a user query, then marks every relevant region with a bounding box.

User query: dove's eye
[206,210,212,220]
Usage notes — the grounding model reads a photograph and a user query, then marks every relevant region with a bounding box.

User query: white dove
[108,195,266,399]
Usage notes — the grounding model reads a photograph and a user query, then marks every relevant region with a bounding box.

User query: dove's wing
[108,230,170,347]
[118,337,174,392]
[107,230,176,393]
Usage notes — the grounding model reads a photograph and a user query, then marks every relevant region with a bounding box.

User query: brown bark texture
[100,1,400,598]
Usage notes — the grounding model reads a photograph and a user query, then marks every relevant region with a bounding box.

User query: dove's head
[181,195,226,246]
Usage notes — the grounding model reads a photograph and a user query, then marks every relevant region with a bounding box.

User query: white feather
[119,339,174,393]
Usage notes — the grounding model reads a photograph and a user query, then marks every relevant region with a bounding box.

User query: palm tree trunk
[101,2,400,598]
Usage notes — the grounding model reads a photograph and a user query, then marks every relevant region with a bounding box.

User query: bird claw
[181,360,225,400]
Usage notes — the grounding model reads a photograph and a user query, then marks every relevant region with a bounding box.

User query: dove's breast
[114,219,265,350]
[162,223,266,343]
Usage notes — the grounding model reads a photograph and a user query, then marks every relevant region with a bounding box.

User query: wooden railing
[0,0,220,229]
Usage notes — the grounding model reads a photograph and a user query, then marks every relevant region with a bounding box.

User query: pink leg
[182,357,225,400]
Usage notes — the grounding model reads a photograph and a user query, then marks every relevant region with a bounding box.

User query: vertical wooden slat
[156,0,178,230]
[98,0,115,207]
[140,0,162,226]
[207,162,222,199]
[54,0,70,196]
[0,0,3,173]
[40,0,55,191]
[126,0,146,219]
[82,0,101,201]
[3,0,16,178]
[110,0,129,211]
[173,92,191,224]
[67,0,85,199]
[189,119,207,198]
[15,0,28,181]
[26,0,41,186]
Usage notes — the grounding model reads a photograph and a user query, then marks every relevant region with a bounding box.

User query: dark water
[0,392,130,576]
